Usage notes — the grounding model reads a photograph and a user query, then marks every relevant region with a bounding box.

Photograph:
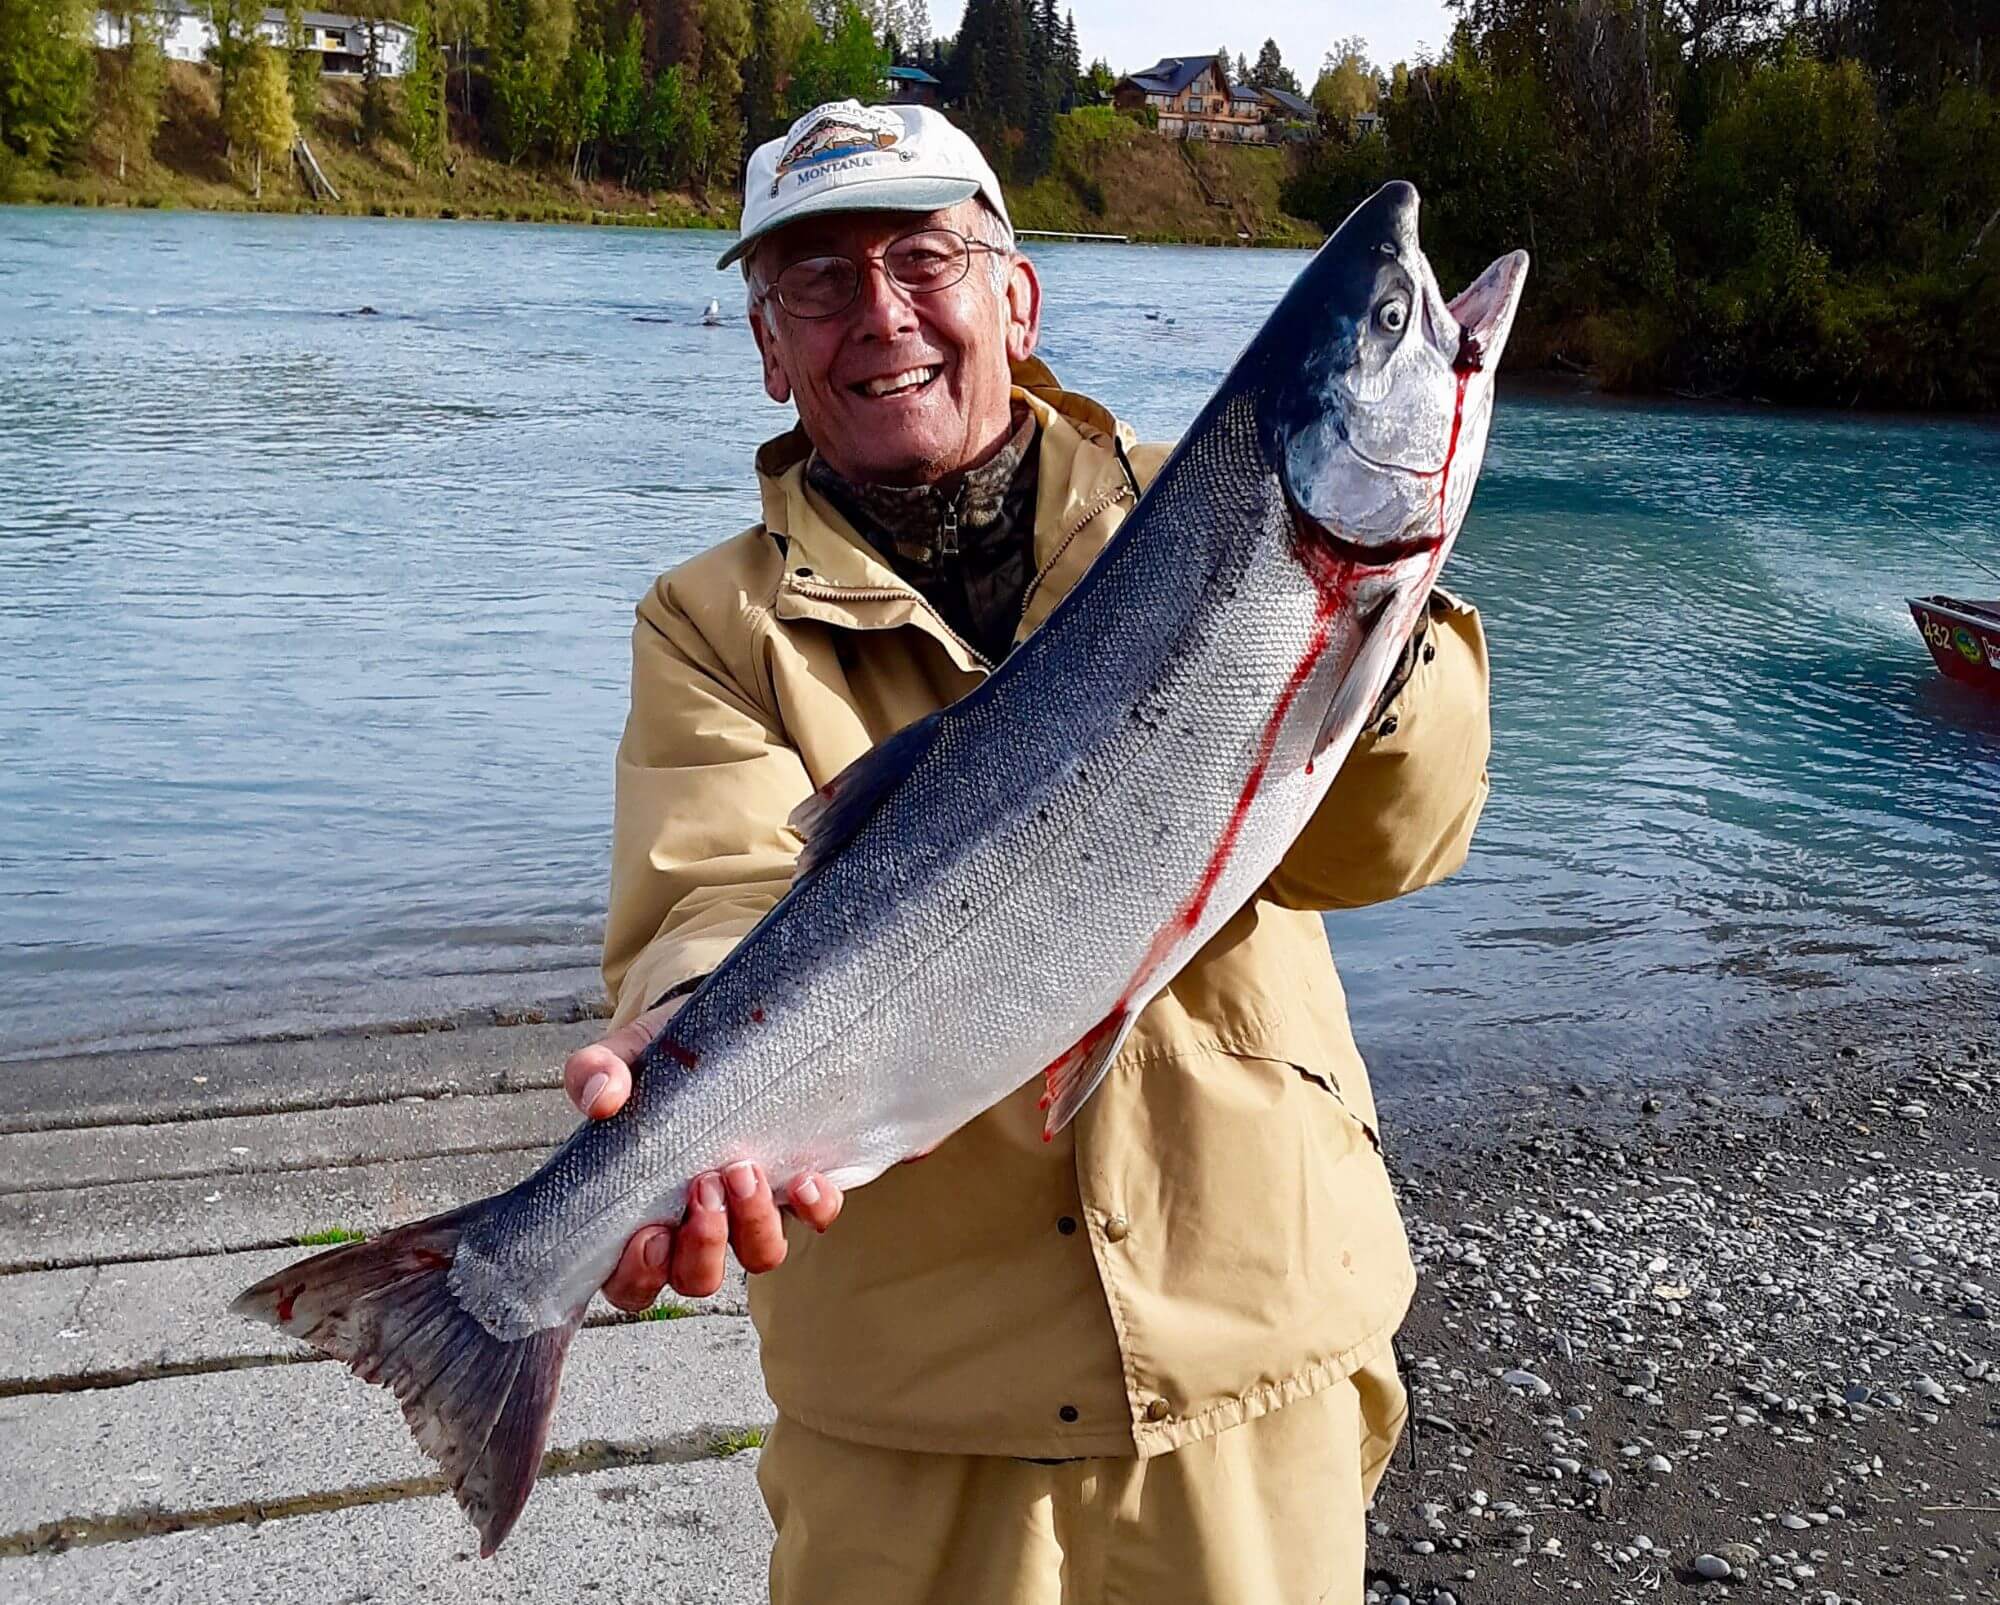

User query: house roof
[1229,86,1261,103]
[1258,85,1317,118]
[887,65,939,84]
[1120,55,1223,96]
[152,2,410,34]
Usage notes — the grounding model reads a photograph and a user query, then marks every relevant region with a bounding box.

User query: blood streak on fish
[1037,374,1483,1133]
[750,1008,765,1023]
[661,1040,700,1070]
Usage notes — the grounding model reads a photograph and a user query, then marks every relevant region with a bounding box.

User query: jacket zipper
[1014,481,1134,634]
[938,488,963,560]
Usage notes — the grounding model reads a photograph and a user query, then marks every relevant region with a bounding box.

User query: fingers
[563,1042,632,1120]
[721,1162,790,1276]
[601,1225,673,1313]
[669,1173,731,1298]
[563,1001,681,1120]
[601,1166,845,1312]
[787,1171,844,1234]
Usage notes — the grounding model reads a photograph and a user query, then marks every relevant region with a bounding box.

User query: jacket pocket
[1283,1054,1384,1155]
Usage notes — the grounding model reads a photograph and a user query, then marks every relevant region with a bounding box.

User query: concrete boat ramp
[0,1023,774,1602]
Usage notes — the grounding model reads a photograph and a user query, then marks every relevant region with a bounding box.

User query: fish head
[1252,181,1529,587]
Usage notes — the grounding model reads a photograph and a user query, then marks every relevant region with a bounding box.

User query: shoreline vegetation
[4,60,1319,245]
[4,2,1998,408]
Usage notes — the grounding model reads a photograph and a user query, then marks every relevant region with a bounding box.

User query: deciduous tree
[226,38,295,195]
[282,1,320,133]
[403,0,449,169]
[101,0,166,177]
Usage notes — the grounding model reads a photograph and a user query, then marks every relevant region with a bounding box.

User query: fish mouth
[1345,248,1532,480]
[1448,249,1531,370]
[1289,496,1442,570]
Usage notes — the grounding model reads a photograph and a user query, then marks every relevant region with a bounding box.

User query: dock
[1016,228,1130,243]
[0,1022,773,1601]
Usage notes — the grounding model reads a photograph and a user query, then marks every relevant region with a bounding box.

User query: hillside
[1009,108,1318,247]
[12,60,727,228]
[14,74,1319,246]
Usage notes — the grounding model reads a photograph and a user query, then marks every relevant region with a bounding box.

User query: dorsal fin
[788,712,946,877]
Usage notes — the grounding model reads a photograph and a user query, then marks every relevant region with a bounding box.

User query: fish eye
[1375,299,1409,335]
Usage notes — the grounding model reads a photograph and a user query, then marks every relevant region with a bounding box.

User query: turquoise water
[2,207,1996,1074]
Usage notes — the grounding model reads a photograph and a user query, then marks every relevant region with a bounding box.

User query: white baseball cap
[717,100,1013,271]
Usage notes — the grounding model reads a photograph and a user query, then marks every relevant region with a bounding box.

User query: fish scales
[231,181,1529,1556]
[462,392,1342,1329]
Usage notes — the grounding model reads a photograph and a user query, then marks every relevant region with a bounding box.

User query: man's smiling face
[746,201,1042,487]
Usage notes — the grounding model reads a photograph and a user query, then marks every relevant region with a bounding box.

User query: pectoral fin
[1038,1008,1136,1140]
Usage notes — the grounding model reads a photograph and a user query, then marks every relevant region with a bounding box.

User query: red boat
[1910,595,2000,696]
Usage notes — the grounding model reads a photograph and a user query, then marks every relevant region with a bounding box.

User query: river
[3,207,1996,1082]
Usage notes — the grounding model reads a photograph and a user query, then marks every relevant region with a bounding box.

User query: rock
[1694,1553,1733,1581]
[1646,1454,1673,1473]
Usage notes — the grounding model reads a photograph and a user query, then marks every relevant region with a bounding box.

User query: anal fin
[1038,1008,1136,1140]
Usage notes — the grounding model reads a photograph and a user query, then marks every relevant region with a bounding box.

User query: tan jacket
[605,359,1492,1462]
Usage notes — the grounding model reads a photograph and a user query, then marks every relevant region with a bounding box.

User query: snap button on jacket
[604,359,1493,1461]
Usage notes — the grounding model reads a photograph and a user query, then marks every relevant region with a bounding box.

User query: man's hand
[563,1002,843,1312]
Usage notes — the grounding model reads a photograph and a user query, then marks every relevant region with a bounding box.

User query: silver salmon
[234,181,1528,1555]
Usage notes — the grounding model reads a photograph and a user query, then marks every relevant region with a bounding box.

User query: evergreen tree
[697,0,750,170]
[403,0,449,171]
[1077,54,1114,105]
[601,11,644,171]
[1249,37,1299,94]
[653,0,703,71]
[742,0,812,142]
[226,38,294,195]
[102,0,167,178]
[354,0,391,140]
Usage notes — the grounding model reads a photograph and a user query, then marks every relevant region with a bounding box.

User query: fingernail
[642,1232,670,1271]
[698,1174,726,1212]
[791,1176,820,1208]
[725,1162,758,1201]
[580,1072,609,1113]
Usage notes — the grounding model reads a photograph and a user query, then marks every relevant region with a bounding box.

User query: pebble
[1694,1553,1733,1580]
[1645,1454,1673,1473]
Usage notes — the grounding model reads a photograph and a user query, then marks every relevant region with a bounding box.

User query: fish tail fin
[231,1204,583,1557]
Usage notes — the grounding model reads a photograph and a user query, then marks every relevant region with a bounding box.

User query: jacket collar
[760,357,1139,672]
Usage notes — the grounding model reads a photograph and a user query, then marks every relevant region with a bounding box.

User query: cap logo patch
[770,104,913,195]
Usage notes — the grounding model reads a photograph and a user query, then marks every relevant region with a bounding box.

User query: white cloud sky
[924,1,1456,80]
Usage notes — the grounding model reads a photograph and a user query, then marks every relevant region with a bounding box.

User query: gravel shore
[1369,976,2000,1605]
[5,976,1992,1601]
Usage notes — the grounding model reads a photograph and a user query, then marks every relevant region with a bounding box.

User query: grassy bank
[6,60,726,228]
[1007,108,1318,248]
[8,75,1320,245]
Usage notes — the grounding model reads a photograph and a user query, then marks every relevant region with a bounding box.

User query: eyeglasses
[761,228,1011,321]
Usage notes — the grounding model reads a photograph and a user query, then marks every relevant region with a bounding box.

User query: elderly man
[561,100,1491,1603]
